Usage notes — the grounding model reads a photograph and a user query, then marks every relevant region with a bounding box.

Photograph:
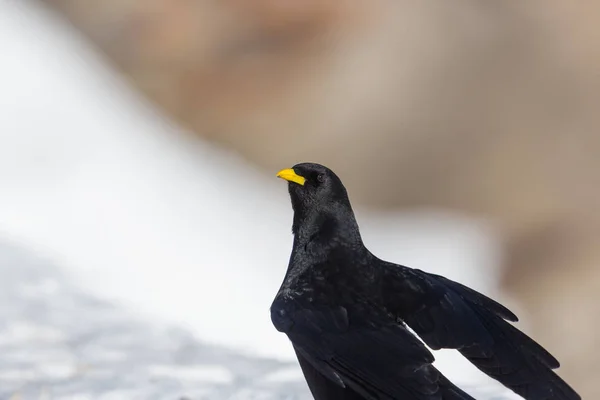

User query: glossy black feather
[295,347,365,400]
[271,298,474,400]
[272,162,580,400]
[380,265,578,399]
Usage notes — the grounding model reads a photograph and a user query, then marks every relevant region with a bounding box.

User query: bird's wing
[293,346,370,400]
[271,298,475,400]
[382,264,580,400]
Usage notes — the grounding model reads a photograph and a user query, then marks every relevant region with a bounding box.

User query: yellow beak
[276,168,306,186]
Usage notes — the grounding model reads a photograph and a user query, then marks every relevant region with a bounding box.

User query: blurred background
[0,0,598,398]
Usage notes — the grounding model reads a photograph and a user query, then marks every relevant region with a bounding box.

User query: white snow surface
[0,1,520,397]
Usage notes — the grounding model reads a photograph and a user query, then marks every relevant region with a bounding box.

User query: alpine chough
[270,162,580,400]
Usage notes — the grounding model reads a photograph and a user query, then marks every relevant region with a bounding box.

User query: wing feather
[271,298,475,400]
[382,264,580,400]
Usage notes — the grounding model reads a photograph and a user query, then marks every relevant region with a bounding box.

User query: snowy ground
[0,241,308,400]
[0,1,519,398]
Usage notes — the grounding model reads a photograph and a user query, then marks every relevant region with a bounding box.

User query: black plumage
[271,162,580,400]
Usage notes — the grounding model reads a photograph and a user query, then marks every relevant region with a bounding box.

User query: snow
[146,365,234,384]
[0,1,520,398]
[0,242,306,399]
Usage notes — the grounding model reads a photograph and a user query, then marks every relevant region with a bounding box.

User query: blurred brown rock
[42,0,600,396]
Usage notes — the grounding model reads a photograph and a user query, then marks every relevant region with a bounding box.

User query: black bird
[270,162,580,400]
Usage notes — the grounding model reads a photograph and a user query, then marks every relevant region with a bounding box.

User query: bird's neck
[292,204,363,248]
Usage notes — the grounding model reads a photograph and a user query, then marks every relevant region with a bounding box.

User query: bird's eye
[316,173,325,183]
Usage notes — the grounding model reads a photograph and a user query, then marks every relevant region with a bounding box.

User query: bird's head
[277,162,348,209]
[276,162,356,238]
